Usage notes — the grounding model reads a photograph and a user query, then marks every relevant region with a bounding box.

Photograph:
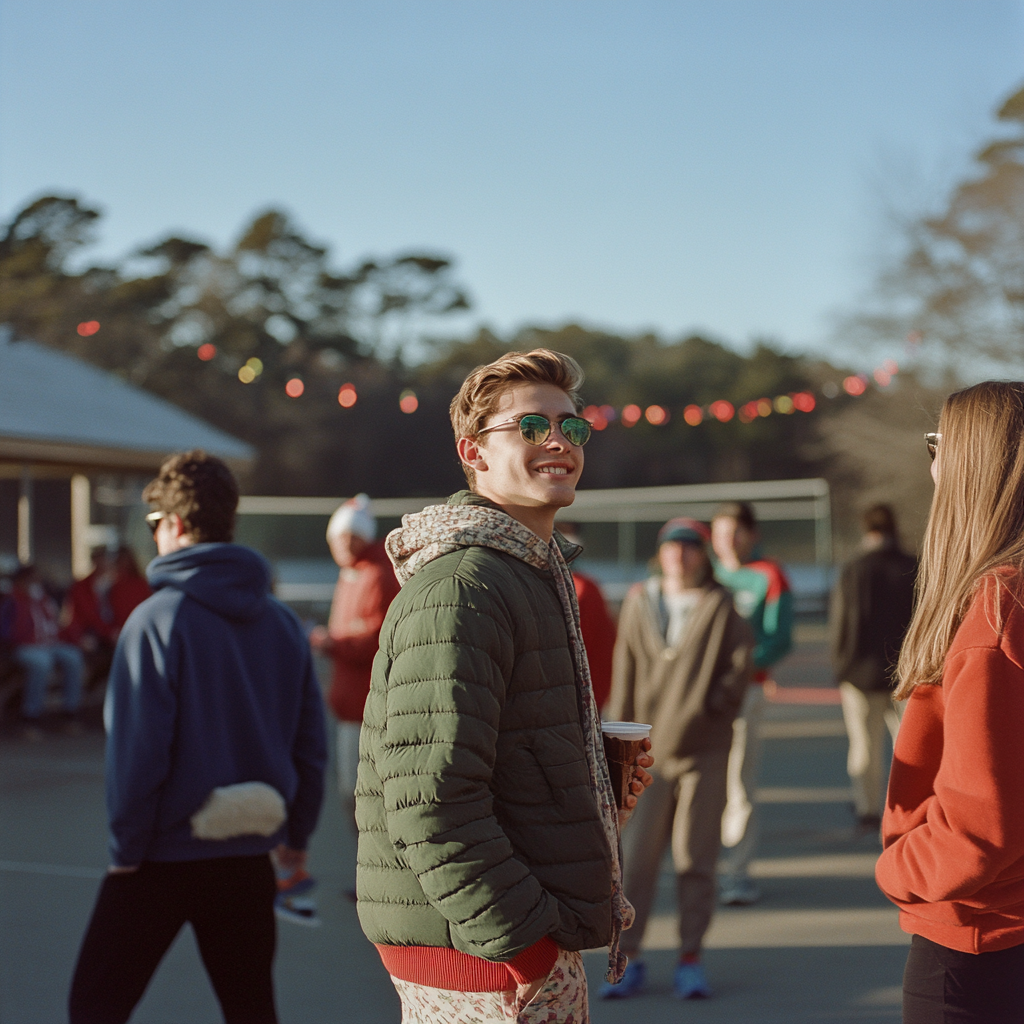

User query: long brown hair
[895,381,1024,698]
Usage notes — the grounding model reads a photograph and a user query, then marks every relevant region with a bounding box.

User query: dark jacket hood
[146,543,272,622]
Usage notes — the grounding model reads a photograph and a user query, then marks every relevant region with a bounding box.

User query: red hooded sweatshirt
[876,568,1024,954]
[325,540,400,723]
[573,570,616,711]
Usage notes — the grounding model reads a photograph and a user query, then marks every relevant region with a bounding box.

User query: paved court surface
[0,626,907,1023]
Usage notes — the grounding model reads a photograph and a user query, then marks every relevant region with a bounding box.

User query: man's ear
[457,436,488,476]
[170,513,189,539]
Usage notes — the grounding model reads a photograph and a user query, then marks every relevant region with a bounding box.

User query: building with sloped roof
[0,327,253,583]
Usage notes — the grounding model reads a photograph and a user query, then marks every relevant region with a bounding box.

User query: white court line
[761,720,847,739]
[749,852,879,878]
[644,907,908,950]
[0,859,104,879]
[756,786,853,803]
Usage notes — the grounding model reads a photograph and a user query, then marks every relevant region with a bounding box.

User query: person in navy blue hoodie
[68,451,327,1024]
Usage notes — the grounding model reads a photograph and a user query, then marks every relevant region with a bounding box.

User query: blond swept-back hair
[895,381,1024,699]
[449,348,585,487]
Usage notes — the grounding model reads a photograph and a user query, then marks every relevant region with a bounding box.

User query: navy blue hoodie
[105,543,327,867]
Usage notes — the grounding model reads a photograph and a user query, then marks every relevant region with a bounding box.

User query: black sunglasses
[925,432,941,461]
[477,413,592,447]
[145,510,167,535]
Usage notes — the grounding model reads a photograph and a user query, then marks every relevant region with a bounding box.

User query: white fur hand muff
[190,782,287,840]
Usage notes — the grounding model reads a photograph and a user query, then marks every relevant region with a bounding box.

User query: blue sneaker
[598,960,646,999]
[674,961,711,999]
[274,866,320,927]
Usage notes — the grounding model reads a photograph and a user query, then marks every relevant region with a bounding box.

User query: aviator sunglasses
[476,413,592,447]
[925,432,941,461]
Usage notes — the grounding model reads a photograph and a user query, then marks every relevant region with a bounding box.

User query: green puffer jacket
[355,493,613,961]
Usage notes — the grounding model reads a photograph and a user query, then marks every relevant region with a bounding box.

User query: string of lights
[76,320,902,424]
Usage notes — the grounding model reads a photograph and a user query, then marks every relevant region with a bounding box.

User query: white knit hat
[326,493,375,543]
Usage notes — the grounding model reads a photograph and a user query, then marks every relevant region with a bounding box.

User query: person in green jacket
[356,348,653,1023]
[711,500,794,907]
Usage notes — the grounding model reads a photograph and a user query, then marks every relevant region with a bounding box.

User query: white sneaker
[719,877,761,906]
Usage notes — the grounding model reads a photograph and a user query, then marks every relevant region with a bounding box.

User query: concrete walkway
[0,627,906,1023]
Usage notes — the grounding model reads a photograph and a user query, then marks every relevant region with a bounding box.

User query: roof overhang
[0,435,252,475]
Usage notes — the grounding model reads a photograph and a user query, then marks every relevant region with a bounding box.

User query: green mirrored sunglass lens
[561,418,591,445]
[518,415,550,444]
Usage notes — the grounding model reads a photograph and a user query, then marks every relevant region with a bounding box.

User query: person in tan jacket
[600,517,753,1002]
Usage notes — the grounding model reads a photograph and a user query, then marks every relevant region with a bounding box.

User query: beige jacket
[607,579,754,778]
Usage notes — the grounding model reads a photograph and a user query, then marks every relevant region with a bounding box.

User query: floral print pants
[391,948,589,1023]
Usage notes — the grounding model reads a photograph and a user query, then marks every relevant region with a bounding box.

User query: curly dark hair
[142,450,239,543]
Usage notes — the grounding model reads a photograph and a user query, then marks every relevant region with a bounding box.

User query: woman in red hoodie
[876,381,1024,1023]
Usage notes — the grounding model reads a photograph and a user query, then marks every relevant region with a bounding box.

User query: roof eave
[0,435,254,475]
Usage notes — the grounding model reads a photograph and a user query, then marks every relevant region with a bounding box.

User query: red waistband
[375,936,559,992]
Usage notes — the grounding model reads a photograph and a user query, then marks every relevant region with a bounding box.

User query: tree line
[11,68,1021,552]
[0,195,879,499]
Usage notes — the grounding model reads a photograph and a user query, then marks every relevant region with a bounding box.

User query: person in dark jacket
[830,503,917,830]
[357,349,653,1022]
[68,451,327,1024]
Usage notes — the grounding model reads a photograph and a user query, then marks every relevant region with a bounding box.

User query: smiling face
[457,381,584,539]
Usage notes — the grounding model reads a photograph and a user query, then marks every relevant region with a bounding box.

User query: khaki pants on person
[719,685,766,880]
[838,683,900,818]
[619,752,730,958]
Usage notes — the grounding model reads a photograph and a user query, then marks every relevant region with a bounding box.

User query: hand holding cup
[601,722,655,828]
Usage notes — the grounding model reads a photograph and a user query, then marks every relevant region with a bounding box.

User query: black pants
[903,933,1024,1023]
[68,855,278,1024]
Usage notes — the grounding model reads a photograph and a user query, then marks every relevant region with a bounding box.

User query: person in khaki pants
[601,518,753,1002]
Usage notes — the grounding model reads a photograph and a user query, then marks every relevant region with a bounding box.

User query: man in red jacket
[309,494,399,891]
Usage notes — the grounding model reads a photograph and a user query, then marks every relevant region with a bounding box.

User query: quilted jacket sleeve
[373,568,562,960]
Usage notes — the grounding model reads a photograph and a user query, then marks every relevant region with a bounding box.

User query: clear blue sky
[2,1,1022,358]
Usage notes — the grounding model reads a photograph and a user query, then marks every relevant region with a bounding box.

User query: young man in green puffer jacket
[355,348,653,1021]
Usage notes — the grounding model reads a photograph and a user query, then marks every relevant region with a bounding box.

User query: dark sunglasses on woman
[925,432,941,461]
[477,413,592,447]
